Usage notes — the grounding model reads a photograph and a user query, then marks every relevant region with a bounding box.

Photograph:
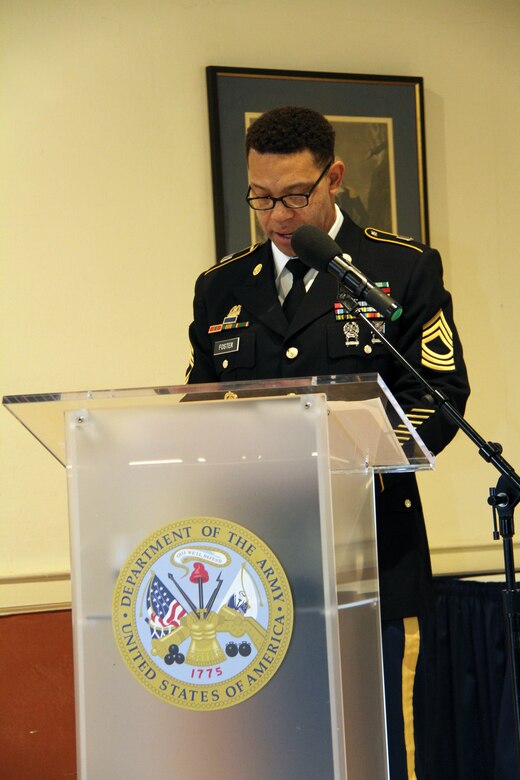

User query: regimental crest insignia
[421,309,456,371]
[371,320,386,343]
[208,305,249,334]
[113,517,294,711]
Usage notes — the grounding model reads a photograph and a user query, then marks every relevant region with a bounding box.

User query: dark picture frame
[206,66,429,259]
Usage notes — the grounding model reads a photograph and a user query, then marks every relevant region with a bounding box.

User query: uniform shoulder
[204,242,264,276]
[364,227,426,254]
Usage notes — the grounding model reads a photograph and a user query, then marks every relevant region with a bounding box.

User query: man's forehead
[247,149,321,188]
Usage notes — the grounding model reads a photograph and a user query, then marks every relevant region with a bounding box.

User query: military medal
[334,282,391,321]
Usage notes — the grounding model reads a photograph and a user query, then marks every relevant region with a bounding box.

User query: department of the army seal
[112,516,294,711]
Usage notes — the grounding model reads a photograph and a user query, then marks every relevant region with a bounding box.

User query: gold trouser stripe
[402,616,420,779]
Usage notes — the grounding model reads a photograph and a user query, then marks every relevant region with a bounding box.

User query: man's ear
[328,160,345,196]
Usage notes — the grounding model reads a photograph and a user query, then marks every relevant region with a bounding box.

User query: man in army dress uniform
[186,106,470,779]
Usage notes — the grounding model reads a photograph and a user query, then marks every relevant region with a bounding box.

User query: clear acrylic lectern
[3,374,433,780]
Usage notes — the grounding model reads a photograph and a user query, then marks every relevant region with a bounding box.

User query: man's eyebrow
[249,179,312,193]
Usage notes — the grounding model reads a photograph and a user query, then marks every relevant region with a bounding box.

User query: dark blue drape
[425,579,519,779]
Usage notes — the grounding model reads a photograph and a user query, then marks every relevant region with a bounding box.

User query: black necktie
[282,258,307,321]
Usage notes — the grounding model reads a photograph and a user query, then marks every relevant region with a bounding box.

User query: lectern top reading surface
[3,373,433,472]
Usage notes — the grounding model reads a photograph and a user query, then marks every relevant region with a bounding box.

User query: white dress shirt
[272,204,344,304]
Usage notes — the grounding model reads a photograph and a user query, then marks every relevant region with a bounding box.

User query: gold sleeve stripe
[204,243,262,275]
[394,423,412,441]
[394,406,435,442]
[184,345,194,384]
[407,408,434,423]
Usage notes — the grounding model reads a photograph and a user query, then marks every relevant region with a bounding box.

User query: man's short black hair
[246,106,335,167]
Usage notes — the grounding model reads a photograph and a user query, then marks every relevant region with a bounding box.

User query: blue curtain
[425,579,519,779]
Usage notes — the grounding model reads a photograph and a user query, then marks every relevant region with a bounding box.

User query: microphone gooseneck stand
[338,288,520,759]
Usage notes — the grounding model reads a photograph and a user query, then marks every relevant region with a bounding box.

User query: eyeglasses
[246,161,333,211]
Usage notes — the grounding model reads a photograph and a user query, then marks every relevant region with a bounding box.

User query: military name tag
[213,337,240,356]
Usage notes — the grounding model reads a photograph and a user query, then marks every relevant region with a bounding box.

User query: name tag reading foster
[213,337,240,356]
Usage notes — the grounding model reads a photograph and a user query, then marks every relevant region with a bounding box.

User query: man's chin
[271,232,295,255]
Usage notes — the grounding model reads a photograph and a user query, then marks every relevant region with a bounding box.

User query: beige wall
[1,0,519,612]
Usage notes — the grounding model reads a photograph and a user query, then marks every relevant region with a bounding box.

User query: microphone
[292,224,403,321]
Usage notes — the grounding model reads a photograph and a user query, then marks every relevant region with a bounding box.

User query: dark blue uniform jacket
[187,211,470,620]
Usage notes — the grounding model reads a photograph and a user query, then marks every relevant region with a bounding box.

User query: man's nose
[271,199,295,215]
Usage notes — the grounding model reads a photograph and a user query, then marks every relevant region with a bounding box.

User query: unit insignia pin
[343,321,360,347]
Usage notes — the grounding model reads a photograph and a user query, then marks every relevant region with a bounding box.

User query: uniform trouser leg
[382,617,430,780]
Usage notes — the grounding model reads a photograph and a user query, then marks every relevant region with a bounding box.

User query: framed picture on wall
[206,66,429,259]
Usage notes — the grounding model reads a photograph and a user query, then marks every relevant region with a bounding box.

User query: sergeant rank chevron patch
[421,309,456,372]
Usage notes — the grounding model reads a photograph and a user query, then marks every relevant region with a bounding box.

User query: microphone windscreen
[291,225,342,272]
